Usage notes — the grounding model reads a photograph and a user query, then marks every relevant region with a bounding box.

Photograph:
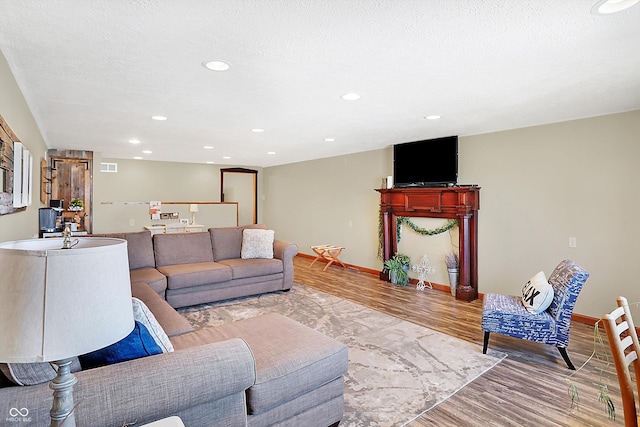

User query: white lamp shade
[189,204,199,213]
[0,238,134,363]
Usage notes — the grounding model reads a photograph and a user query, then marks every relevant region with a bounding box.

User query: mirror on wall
[220,168,257,225]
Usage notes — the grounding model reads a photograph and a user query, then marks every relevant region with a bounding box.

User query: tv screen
[393,136,458,187]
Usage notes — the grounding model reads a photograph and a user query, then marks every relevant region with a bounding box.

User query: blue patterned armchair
[481,259,589,369]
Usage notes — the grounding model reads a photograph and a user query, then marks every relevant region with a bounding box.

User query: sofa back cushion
[210,224,266,261]
[124,231,156,269]
[96,231,155,270]
[153,232,214,266]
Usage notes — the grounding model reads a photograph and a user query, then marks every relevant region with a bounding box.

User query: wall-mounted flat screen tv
[393,136,458,187]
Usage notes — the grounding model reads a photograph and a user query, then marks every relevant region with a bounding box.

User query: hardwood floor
[293,256,621,427]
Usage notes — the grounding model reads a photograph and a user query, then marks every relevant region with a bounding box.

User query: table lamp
[0,236,134,427]
[189,204,198,225]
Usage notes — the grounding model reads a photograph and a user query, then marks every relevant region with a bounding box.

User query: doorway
[220,168,257,226]
[48,150,93,233]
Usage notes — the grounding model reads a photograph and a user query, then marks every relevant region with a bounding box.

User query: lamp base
[50,358,78,427]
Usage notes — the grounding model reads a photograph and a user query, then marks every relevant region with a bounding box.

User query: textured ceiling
[0,0,639,167]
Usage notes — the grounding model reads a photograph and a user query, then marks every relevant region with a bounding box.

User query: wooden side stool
[310,245,347,271]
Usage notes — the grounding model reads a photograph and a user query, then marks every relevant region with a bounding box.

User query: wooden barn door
[49,150,93,233]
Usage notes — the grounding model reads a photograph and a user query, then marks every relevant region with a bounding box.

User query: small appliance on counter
[49,199,64,230]
[39,208,57,234]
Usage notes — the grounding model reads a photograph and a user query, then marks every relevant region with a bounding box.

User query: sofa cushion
[132,297,174,353]
[99,232,152,270]
[241,229,275,259]
[210,224,267,261]
[124,231,156,269]
[217,258,283,280]
[79,321,163,370]
[157,262,233,290]
[170,313,348,415]
[131,282,194,337]
[130,267,167,295]
[154,232,214,266]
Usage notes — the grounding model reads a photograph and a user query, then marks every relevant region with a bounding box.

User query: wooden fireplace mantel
[377,186,480,301]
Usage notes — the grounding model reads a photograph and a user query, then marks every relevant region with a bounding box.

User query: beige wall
[461,110,640,318]
[263,149,392,269]
[0,50,48,242]
[264,110,640,318]
[94,156,264,233]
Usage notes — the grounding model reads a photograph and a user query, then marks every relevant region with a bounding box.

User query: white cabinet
[144,224,204,234]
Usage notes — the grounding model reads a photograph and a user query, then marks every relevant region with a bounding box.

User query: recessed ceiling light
[223,156,231,160]
[151,115,167,121]
[206,161,215,164]
[324,138,335,142]
[133,156,142,160]
[591,0,640,14]
[267,151,276,155]
[341,93,360,101]
[129,139,141,144]
[424,115,441,120]
[203,146,214,149]
[251,128,265,133]
[142,150,152,154]
[203,60,230,71]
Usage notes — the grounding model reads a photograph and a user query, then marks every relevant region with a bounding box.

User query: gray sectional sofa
[0,226,349,427]
[107,224,298,307]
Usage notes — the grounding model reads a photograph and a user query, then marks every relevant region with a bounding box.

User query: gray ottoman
[171,313,348,427]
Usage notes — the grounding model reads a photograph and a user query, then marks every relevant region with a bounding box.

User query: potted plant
[384,253,411,286]
[444,252,459,296]
[69,198,84,211]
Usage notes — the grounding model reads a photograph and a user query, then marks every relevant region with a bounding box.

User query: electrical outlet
[348,220,353,227]
[130,219,135,226]
[568,237,577,248]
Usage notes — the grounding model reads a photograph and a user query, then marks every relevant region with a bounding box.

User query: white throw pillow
[241,229,275,259]
[521,271,554,314]
[132,297,174,353]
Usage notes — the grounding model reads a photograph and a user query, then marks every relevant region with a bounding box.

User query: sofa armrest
[0,338,256,427]
[274,240,298,290]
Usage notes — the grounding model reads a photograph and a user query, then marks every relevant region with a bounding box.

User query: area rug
[178,285,506,427]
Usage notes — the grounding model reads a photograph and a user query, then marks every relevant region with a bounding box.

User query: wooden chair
[602,296,640,427]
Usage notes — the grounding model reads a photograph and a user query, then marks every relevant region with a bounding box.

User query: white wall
[264,110,640,318]
[0,50,48,242]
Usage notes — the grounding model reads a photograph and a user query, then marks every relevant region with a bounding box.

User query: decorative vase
[447,268,459,297]
[389,270,398,285]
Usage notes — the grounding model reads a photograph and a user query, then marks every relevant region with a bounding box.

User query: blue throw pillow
[79,321,163,369]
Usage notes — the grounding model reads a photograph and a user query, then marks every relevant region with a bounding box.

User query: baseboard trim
[295,253,597,326]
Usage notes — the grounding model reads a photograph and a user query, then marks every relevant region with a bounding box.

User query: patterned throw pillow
[522,271,555,314]
[241,229,275,259]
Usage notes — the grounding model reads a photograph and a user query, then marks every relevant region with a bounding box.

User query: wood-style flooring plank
[293,256,620,427]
